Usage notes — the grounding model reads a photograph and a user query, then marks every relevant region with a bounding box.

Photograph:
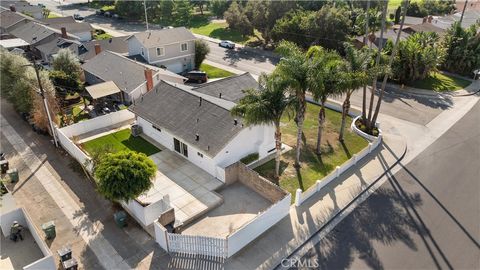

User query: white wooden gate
[167,233,227,258]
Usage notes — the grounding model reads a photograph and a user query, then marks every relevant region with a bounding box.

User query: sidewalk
[223,121,407,270]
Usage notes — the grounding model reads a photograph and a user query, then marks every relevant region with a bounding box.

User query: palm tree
[338,43,372,141]
[307,46,346,155]
[371,0,409,128]
[275,41,310,168]
[231,73,294,183]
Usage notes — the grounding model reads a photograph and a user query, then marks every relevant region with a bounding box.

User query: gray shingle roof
[46,22,93,33]
[35,37,83,57]
[82,50,160,93]
[80,37,128,61]
[192,73,258,103]
[129,81,245,157]
[128,27,196,48]
[0,9,31,29]
[9,21,57,44]
[39,16,76,25]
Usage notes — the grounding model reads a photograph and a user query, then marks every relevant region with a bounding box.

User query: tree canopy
[442,22,480,76]
[95,151,156,202]
[194,39,210,69]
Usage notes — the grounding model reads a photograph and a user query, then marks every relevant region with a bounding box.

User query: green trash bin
[114,211,127,228]
[7,169,18,183]
[41,221,56,239]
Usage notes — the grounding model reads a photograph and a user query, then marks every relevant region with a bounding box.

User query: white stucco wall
[137,117,275,182]
[214,124,276,168]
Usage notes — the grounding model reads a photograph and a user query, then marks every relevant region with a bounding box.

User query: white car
[219,40,235,49]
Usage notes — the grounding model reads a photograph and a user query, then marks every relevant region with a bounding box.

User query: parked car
[95,9,105,15]
[37,3,45,8]
[219,40,235,49]
[104,11,112,17]
[73,14,84,20]
[113,14,122,19]
[185,71,208,84]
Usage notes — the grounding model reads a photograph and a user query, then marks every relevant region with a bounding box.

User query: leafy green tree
[114,1,144,19]
[275,41,310,167]
[95,151,156,202]
[406,0,455,17]
[159,0,174,24]
[190,0,206,15]
[306,46,346,154]
[442,22,480,76]
[194,39,210,69]
[51,49,82,82]
[174,0,193,26]
[224,0,253,36]
[210,0,230,18]
[231,73,294,182]
[272,5,351,50]
[392,32,445,83]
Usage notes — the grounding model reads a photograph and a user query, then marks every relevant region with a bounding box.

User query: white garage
[165,62,184,74]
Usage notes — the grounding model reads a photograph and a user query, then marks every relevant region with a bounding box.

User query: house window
[152,124,161,132]
[156,47,164,56]
[197,152,203,158]
[181,43,188,52]
[173,138,188,157]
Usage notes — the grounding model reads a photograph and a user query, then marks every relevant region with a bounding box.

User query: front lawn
[200,63,234,79]
[93,29,113,40]
[190,19,258,44]
[255,103,368,200]
[407,72,471,92]
[81,129,160,156]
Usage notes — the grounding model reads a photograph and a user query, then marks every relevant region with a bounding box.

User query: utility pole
[32,63,59,147]
[460,0,468,25]
[143,0,149,31]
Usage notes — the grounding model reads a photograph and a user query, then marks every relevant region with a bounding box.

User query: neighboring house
[35,36,128,63]
[79,36,128,62]
[129,73,275,182]
[402,23,446,35]
[0,9,33,36]
[0,1,43,19]
[35,37,84,62]
[126,27,196,73]
[82,50,187,103]
[40,16,93,41]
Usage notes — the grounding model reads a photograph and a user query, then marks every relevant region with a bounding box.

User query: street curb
[273,138,408,270]
[382,81,478,98]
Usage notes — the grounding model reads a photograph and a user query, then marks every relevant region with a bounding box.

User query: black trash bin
[57,245,72,262]
[0,160,8,174]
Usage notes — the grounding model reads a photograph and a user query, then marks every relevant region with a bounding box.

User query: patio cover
[0,38,29,49]
[85,81,121,99]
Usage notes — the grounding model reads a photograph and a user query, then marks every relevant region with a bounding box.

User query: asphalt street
[298,99,480,269]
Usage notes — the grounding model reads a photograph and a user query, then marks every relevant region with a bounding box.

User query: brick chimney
[9,5,16,12]
[144,69,153,91]
[94,43,101,55]
[61,27,67,38]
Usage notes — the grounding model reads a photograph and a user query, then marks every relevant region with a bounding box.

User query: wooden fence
[167,233,227,258]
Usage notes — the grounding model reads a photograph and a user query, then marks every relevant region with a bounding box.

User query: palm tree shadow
[295,166,305,191]
[340,140,352,158]
[300,185,426,270]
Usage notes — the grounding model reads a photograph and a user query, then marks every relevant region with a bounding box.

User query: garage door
[165,62,184,74]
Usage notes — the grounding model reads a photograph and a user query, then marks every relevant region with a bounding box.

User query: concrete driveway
[139,150,223,224]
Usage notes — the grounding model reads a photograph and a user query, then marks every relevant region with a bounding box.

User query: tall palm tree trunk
[339,91,352,141]
[294,92,306,168]
[316,98,326,155]
[274,122,282,185]
[367,0,388,132]
[361,0,370,123]
[372,0,408,126]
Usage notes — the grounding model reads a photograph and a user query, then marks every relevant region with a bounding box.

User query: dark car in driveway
[185,71,208,83]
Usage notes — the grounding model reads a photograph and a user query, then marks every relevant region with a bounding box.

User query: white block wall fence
[294,116,383,207]
[153,193,291,258]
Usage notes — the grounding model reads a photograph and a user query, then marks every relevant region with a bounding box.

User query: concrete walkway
[223,121,407,269]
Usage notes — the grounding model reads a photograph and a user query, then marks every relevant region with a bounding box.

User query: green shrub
[240,152,259,164]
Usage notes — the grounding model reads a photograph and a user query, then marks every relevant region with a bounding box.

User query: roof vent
[207,145,210,151]
[195,134,199,141]
[219,93,222,98]
[196,118,199,123]
[234,119,238,126]
[199,97,202,106]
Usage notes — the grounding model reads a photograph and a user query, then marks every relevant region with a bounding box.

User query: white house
[126,27,196,74]
[82,50,187,103]
[129,73,276,181]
